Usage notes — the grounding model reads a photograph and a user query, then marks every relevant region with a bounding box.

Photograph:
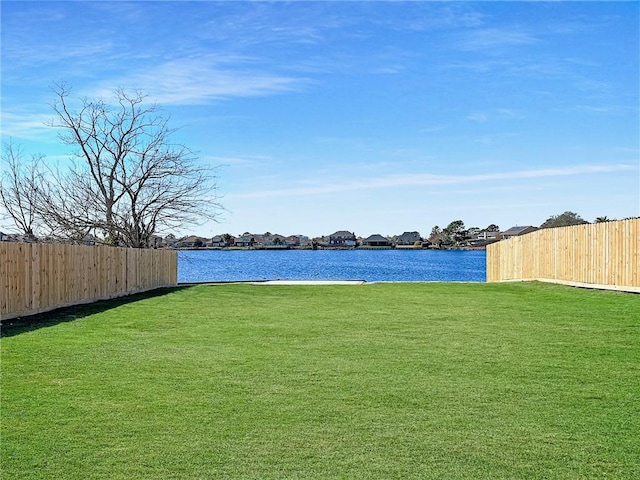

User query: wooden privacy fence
[487,218,640,292]
[1,243,178,320]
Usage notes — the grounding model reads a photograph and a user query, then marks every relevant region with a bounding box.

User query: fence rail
[486,218,639,292]
[1,243,178,320]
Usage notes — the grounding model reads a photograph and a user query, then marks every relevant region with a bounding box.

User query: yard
[1,282,639,479]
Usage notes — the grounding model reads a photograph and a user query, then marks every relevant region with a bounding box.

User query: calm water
[178,249,486,283]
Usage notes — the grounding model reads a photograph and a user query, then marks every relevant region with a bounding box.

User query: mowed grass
[1,282,639,479]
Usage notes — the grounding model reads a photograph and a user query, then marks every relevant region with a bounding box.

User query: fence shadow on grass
[0,286,192,339]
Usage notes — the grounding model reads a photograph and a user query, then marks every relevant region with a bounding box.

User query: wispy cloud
[233,164,637,199]
[3,41,115,67]
[0,112,55,141]
[89,55,307,105]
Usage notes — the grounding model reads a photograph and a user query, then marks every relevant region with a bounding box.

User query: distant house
[148,235,164,248]
[176,235,207,248]
[396,231,422,246]
[328,230,357,247]
[203,237,217,248]
[235,235,255,248]
[264,234,286,248]
[500,225,538,240]
[466,238,499,248]
[285,235,301,247]
[475,230,500,240]
[0,232,38,243]
[81,234,98,246]
[208,235,234,248]
[162,234,179,248]
[206,236,221,247]
[362,234,392,247]
[465,230,500,248]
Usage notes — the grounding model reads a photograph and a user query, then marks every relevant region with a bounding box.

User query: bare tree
[40,83,221,247]
[0,140,43,236]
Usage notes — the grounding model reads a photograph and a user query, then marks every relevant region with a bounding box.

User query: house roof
[467,238,499,247]
[397,231,421,242]
[501,225,537,236]
[179,235,207,243]
[329,230,355,237]
[364,234,390,243]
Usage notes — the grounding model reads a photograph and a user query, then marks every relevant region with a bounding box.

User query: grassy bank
[2,282,639,479]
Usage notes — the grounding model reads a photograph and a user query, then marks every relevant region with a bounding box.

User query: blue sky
[2,1,638,238]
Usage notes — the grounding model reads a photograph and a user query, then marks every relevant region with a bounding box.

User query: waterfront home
[208,235,235,247]
[0,232,39,243]
[263,234,286,247]
[0,232,34,243]
[362,234,393,247]
[161,234,179,248]
[148,235,164,248]
[176,235,208,248]
[465,230,500,248]
[285,235,301,247]
[207,236,222,248]
[396,231,422,246]
[204,237,218,248]
[328,230,357,247]
[476,230,500,240]
[235,235,255,248]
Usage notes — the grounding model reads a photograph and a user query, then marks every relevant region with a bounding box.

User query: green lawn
[1,282,639,479]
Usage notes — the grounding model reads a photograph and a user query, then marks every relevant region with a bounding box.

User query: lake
[178,249,486,283]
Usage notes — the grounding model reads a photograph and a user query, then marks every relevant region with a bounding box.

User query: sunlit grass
[2,282,639,479]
